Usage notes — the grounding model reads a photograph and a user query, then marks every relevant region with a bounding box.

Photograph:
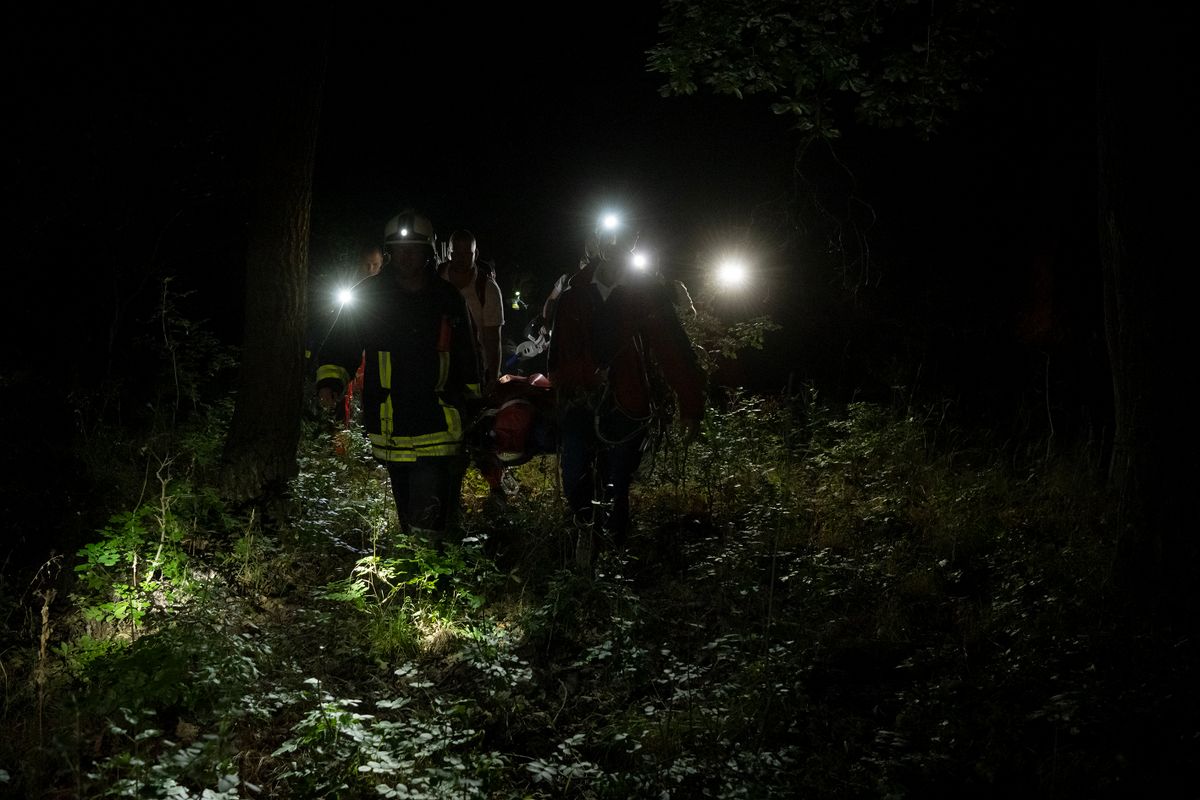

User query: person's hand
[679,417,701,446]
[318,386,339,411]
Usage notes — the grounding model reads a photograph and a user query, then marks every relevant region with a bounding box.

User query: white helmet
[383,209,436,249]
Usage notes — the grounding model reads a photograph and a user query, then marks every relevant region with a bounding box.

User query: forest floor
[2,394,1198,799]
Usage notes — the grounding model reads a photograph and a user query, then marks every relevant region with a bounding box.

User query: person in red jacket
[546,218,705,549]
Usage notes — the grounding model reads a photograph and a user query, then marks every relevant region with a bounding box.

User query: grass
[1,385,1195,799]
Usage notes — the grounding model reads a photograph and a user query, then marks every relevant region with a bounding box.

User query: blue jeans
[558,403,646,543]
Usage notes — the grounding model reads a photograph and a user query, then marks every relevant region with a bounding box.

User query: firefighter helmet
[383,209,436,248]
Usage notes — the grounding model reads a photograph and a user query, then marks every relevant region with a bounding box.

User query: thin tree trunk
[1097,4,1189,596]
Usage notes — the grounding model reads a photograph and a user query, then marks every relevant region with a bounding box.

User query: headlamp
[716,260,747,288]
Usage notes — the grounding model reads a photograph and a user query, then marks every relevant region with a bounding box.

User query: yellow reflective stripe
[464,382,482,400]
[368,436,461,459]
[367,435,460,447]
[369,426,460,449]
[316,364,351,386]
[367,401,462,461]
[377,352,393,440]
[361,348,469,462]
[441,400,462,441]
[362,434,460,448]
[380,394,394,440]
[378,351,391,389]
[436,352,448,391]
[373,447,417,462]
[370,442,461,461]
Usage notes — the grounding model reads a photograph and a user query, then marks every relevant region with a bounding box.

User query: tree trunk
[221,35,326,502]
[1097,5,1189,595]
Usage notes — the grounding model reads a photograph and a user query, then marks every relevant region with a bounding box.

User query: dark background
[7,4,1105,438]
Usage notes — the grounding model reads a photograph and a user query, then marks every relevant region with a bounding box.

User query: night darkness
[3,1,1124,569]
[32,0,1200,572]
[6,3,1112,422]
[8,4,1100,376]
[4,3,1197,797]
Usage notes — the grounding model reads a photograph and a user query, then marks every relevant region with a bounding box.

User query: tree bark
[221,35,326,502]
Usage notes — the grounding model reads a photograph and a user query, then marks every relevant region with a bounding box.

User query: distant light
[336,287,354,305]
[631,251,649,270]
[716,260,747,288]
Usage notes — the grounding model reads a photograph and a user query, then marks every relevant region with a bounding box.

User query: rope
[592,379,655,446]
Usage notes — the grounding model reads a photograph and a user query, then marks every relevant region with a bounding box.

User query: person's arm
[542,275,562,319]
[642,286,706,439]
[444,289,483,405]
[314,301,364,410]
[541,272,570,327]
[483,279,506,387]
[481,324,502,385]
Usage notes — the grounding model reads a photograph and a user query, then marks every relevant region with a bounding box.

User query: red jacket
[547,260,705,421]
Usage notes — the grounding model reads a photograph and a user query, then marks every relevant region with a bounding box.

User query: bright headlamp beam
[336,287,355,306]
[716,261,747,287]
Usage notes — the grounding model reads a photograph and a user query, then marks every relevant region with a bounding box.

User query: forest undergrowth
[1,377,1196,799]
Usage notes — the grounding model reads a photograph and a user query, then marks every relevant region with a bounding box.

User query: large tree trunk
[221,36,326,502]
[1097,6,1189,596]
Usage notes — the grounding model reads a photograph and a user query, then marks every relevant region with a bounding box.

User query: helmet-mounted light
[383,209,436,248]
[595,210,649,268]
[716,259,748,288]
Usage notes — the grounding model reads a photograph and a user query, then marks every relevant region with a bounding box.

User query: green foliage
[71,499,195,635]
[9,330,1187,799]
[75,611,269,799]
[265,670,508,798]
[176,394,238,472]
[648,0,1011,140]
[142,277,240,421]
[53,633,126,679]
[322,541,491,614]
[68,449,238,638]
[681,305,782,379]
[647,389,797,524]
[78,602,267,718]
[224,520,292,597]
[365,605,423,662]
